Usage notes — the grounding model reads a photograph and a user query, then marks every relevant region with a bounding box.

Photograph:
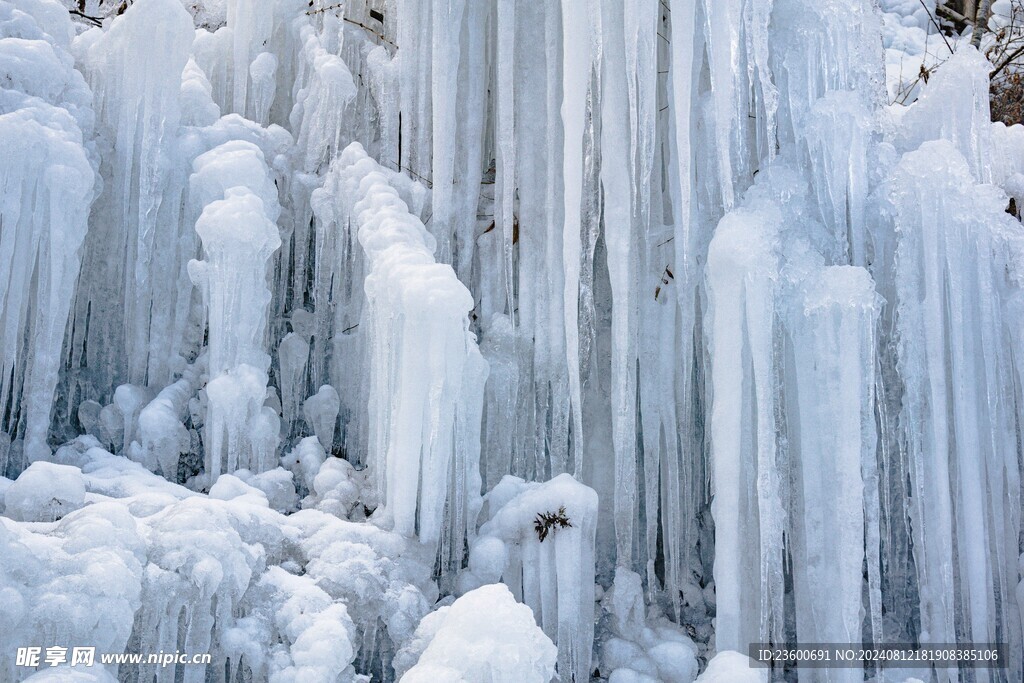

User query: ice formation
[1,0,1023,681]
[460,474,598,682]
[189,141,282,480]
[0,0,95,465]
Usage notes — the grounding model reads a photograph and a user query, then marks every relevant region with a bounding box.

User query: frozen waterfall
[1,0,1023,681]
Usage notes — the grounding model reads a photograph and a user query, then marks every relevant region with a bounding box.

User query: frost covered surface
[1,438,435,683]
[1,0,1023,682]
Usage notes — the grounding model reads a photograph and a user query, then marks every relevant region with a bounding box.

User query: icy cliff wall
[1,0,1024,680]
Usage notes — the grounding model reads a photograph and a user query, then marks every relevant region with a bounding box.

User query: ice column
[560,0,594,477]
[661,0,703,614]
[337,142,487,551]
[706,202,785,652]
[430,0,467,264]
[309,158,367,454]
[600,0,640,570]
[892,140,1022,672]
[0,3,96,462]
[188,142,282,480]
[788,265,880,681]
[76,0,194,388]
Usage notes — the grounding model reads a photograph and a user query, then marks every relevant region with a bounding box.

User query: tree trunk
[972,0,993,47]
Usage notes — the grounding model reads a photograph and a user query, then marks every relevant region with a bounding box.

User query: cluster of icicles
[2,0,1024,680]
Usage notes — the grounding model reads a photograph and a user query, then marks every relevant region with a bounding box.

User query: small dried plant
[534,506,573,542]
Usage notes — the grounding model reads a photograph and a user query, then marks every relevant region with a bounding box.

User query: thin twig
[342,17,397,50]
[918,0,954,54]
[991,43,1024,78]
[69,9,103,26]
[306,3,397,50]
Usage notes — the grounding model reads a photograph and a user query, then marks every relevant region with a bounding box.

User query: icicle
[706,200,785,652]
[560,0,593,477]
[480,314,519,488]
[495,0,516,320]
[290,21,357,173]
[450,0,488,283]
[429,0,466,263]
[535,3,569,480]
[802,91,875,265]
[225,0,274,117]
[787,263,879,683]
[701,0,742,209]
[658,0,701,613]
[188,142,281,479]
[277,332,310,432]
[747,0,778,161]
[77,0,194,389]
[441,342,489,579]
[624,0,658,209]
[0,33,95,460]
[396,0,432,190]
[600,0,640,569]
[770,0,884,146]
[247,51,278,125]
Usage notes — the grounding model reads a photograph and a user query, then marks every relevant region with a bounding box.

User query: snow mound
[4,462,86,522]
[400,584,556,683]
[694,651,767,683]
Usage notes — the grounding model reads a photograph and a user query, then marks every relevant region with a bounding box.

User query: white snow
[4,461,86,522]
[694,651,767,683]
[400,583,557,683]
[2,0,1024,681]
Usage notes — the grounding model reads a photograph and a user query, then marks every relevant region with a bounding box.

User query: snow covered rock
[22,665,118,682]
[600,569,700,683]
